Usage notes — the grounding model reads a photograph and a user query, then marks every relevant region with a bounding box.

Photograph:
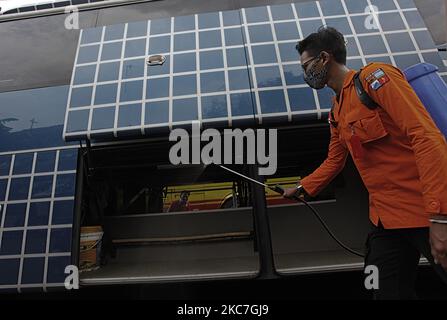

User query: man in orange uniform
[284,27,447,299]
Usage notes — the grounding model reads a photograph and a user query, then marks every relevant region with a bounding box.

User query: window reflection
[200,50,224,70]
[145,100,169,124]
[271,4,294,20]
[255,66,282,88]
[201,95,228,119]
[200,72,225,93]
[198,12,220,29]
[172,97,198,121]
[259,90,287,114]
[0,86,69,152]
[91,107,115,130]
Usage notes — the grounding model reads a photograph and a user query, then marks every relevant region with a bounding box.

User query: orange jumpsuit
[301,62,447,229]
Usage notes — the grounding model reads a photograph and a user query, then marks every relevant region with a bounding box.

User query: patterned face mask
[303,56,329,90]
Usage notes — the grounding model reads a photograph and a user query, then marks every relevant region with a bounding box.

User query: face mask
[303,57,329,90]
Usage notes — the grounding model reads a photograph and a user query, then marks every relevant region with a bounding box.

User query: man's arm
[299,124,349,197]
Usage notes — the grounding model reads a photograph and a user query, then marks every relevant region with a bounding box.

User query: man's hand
[429,222,447,271]
[283,185,305,200]
[283,187,299,199]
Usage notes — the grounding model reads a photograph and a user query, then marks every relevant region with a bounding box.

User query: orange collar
[342,69,357,89]
[331,69,357,106]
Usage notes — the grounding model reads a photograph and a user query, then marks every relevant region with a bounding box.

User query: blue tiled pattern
[64,0,442,140]
[0,148,77,292]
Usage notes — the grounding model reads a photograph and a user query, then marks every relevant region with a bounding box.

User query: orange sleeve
[301,123,349,197]
[361,63,447,215]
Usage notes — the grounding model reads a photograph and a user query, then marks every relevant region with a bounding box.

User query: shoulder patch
[365,68,390,91]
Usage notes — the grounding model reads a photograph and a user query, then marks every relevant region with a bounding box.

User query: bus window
[76,141,260,284]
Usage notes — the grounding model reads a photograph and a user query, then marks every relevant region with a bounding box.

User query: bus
[0,0,445,294]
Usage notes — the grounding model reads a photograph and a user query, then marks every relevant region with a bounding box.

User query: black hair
[296,26,347,65]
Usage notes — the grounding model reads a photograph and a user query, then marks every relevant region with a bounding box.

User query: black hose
[273,185,364,258]
[295,196,365,258]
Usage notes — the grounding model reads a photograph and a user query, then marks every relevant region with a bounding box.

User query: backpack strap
[353,70,380,110]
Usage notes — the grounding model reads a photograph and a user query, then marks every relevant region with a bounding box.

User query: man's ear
[320,51,331,65]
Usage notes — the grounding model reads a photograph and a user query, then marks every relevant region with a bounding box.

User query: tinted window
[0,156,11,176]
[25,229,47,254]
[198,12,220,29]
[274,22,299,41]
[55,174,76,198]
[95,84,118,105]
[0,86,69,152]
[125,39,146,58]
[8,178,30,200]
[228,69,251,90]
[122,59,145,79]
[127,21,148,38]
[49,228,72,253]
[70,87,92,108]
[150,18,171,35]
[81,27,102,44]
[91,107,115,130]
[256,66,282,88]
[145,101,169,124]
[295,2,319,18]
[13,153,33,174]
[120,81,144,102]
[101,42,122,61]
[118,104,142,127]
[147,77,170,99]
[222,10,241,26]
[4,203,27,228]
[200,50,224,70]
[173,75,197,96]
[248,25,273,43]
[224,28,245,46]
[227,47,249,67]
[200,72,226,93]
[52,200,75,225]
[172,98,198,121]
[149,36,171,54]
[245,6,269,23]
[58,149,78,171]
[251,45,277,64]
[98,62,120,82]
[174,15,195,32]
[259,90,287,114]
[104,24,125,41]
[174,33,196,52]
[201,95,228,119]
[66,110,89,133]
[73,65,96,85]
[31,175,54,199]
[230,92,256,116]
[174,52,196,73]
[199,30,222,49]
[28,202,50,226]
[271,4,295,20]
[77,45,99,64]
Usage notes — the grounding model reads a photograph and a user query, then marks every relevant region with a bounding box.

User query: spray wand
[216,164,364,258]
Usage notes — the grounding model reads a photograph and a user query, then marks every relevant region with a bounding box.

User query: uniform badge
[365,68,390,91]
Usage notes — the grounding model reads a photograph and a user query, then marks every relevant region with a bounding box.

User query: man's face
[180,193,189,202]
[299,50,330,90]
[300,51,320,75]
